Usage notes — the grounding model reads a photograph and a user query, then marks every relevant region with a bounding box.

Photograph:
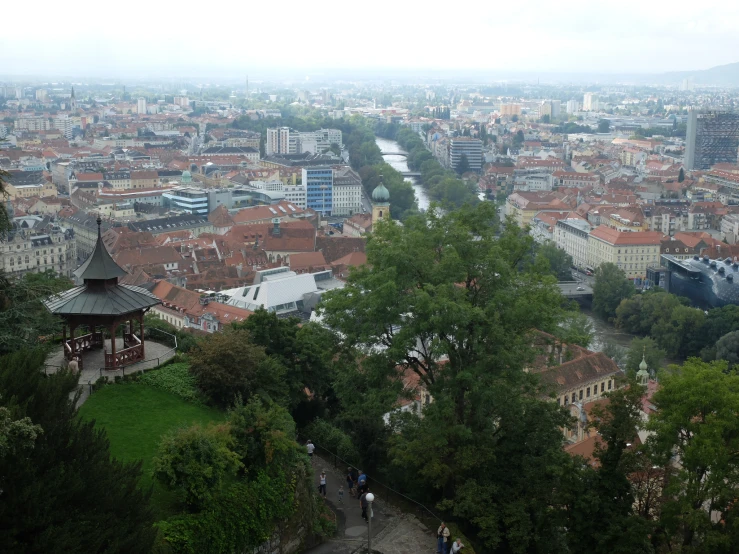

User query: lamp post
[365,492,375,553]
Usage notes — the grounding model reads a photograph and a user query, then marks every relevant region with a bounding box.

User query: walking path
[302,456,436,554]
[45,338,176,407]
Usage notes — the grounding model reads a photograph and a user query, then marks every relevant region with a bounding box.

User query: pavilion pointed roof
[45,216,161,318]
[74,216,128,281]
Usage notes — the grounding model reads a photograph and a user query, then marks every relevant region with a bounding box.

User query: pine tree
[0,350,156,552]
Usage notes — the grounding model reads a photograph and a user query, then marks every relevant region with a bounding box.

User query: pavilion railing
[98,327,178,377]
[64,332,104,359]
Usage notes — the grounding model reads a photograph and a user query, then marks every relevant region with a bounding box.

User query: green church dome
[372,183,390,202]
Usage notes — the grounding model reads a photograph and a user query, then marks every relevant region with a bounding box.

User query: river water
[582,309,635,352]
[376,136,430,211]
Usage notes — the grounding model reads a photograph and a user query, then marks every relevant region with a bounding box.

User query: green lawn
[78,383,225,516]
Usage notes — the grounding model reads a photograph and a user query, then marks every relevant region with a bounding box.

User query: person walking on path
[437,523,450,554]
[357,470,367,495]
[306,440,315,463]
[338,485,344,504]
[359,488,371,522]
[346,467,355,498]
[318,470,327,497]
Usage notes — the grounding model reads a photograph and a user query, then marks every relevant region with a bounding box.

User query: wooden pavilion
[44,217,161,370]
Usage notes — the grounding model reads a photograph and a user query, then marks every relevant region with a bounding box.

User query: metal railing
[299,435,443,530]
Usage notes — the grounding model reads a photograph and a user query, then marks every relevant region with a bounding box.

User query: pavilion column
[140,314,145,358]
[110,323,118,369]
[62,324,67,357]
[69,324,76,359]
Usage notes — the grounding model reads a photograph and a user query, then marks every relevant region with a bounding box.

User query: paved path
[45,338,176,407]
[302,456,436,554]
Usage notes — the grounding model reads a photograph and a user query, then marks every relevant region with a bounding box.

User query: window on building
[579,390,583,400]
[586,387,590,397]
[571,393,576,403]
[608,380,612,390]
[601,382,605,392]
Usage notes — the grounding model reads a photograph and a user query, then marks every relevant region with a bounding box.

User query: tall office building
[566,99,580,114]
[302,167,333,216]
[137,97,147,115]
[684,109,739,170]
[583,93,597,111]
[266,127,342,156]
[450,137,483,172]
[266,127,291,156]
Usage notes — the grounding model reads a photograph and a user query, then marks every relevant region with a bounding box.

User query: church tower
[371,179,391,227]
[70,86,77,112]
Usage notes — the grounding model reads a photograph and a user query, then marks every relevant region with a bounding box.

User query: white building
[566,100,581,114]
[587,225,663,280]
[137,97,147,115]
[222,267,344,316]
[0,226,77,278]
[555,217,593,271]
[332,166,363,216]
[265,127,343,156]
[449,137,483,172]
[266,127,292,156]
[282,184,307,208]
[513,174,553,192]
[15,116,50,132]
[583,93,597,112]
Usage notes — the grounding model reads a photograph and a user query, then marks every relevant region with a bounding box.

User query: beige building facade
[587,225,663,279]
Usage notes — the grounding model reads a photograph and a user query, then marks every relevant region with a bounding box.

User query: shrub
[153,423,242,509]
[157,471,297,554]
[139,363,202,404]
[304,419,359,464]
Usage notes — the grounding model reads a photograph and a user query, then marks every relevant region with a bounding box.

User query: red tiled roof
[589,225,663,246]
[289,251,328,271]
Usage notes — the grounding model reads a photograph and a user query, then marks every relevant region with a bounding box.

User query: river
[582,309,635,352]
[375,136,431,211]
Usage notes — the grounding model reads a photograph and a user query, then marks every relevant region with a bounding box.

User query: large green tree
[536,240,574,281]
[0,269,74,355]
[715,330,739,368]
[188,328,287,408]
[320,203,570,551]
[648,359,739,552]
[456,153,471,175]
[562,384,654,554]
[0,349,156,551]
[593,263,634,320]
[236,310,340,421]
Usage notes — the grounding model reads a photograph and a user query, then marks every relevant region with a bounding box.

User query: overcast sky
[2,0,739,80]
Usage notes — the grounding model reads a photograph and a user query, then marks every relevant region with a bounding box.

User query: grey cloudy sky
[2,0,738,79]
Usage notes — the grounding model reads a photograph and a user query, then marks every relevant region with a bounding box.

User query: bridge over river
[558,281,593,297]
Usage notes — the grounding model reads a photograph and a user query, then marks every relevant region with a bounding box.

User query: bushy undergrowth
[139,363,202,404]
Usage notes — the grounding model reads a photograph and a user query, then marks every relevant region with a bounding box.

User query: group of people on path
[307,441,373,523]
[437,523,464,553]
[308,441,465,550]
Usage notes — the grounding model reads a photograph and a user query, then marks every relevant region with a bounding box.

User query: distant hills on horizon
[3,62,739,87]
[660,61,739,86]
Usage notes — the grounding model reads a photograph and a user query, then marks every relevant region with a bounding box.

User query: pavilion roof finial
[96,215,102,238]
